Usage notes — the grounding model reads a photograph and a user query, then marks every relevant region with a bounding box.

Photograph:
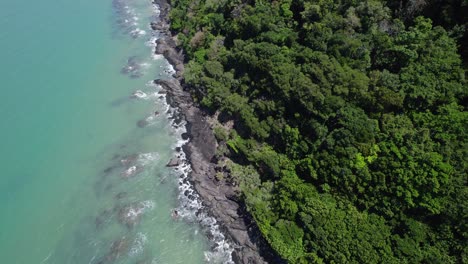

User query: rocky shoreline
[151,0,283,263]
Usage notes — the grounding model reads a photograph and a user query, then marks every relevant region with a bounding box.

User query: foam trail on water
[110,0,236,262]
[145,3,235,260]
[160,102,235,263]
[40,252,52,264]
[129,232,148,257]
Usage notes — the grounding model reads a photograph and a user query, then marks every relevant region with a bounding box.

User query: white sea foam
[125,200,154,221]
[130,28,147,38]
[138,152,160,166]
[111,0,234,261]
[145,80,160,88]
[140,200,155,210]
[166,64,176,75]
[152,53,164,60]
[160,103,234,263]
[146,37,157,47]
[124,165,137,175]
[140,62,151,68]
[175,165,235,264]
[152,4,161,16]
[132,90,147,99]
[129,232,148,257]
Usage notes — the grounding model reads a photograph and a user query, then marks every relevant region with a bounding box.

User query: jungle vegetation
[169,0,468,262]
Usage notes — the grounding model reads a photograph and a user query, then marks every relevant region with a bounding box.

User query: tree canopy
[170,0,468,262]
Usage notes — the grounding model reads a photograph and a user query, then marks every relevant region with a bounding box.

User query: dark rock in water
[105,183,113,191]
[95,209,112,230]
[110,97,128,107]
[130,72,143,79]
[166,158,181,167]
[121,56,143,78]
[109,237,129,260]
[150,21,169,31]
[173,116,183,126]
[97,236,129,264]
[206,230,214,241]
[115,192,127,199]
[103,166,115,174]
[121,56,140,74]
[154,111,160,116]
[211,242,220,251]
[137,119,148,128]
[175,147,181,152]
[153,37,185,78]
[181,132,190,140]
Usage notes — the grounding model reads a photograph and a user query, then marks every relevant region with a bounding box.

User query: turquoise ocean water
[0,0,231,263]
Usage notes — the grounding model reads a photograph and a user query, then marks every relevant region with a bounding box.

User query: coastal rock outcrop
[154,38,185,78]
[166,158,181,167]
[151,0,283,263]
[153,56,276,264]
[152,0,185,79]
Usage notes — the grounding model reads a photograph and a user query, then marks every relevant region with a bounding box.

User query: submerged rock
[97,236,129,264]
[166,158,181,167]
[137,119,148,128]
[116,201,153,229]
[121,56,139,74]
[95,209,112,230]
[103,166,116,174]
[115,192,127,199]
[121,56,145,78]
[120,154,139,166]
[121,165,144,179]
[118,204,143,229]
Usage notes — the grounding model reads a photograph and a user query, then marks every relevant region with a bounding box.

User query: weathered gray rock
[166,158,181,167]
[150,21,169,31]
[154,38,185,78]
[151,0,185,80]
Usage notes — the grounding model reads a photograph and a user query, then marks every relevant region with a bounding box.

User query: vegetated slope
[169,0,468,262]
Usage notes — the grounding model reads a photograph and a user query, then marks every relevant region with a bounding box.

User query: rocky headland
[151,0,284,263]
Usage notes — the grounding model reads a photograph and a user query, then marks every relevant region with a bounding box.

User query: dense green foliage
[170,0,468,262]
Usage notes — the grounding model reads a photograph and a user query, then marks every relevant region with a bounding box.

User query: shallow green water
[0,0,229,263]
